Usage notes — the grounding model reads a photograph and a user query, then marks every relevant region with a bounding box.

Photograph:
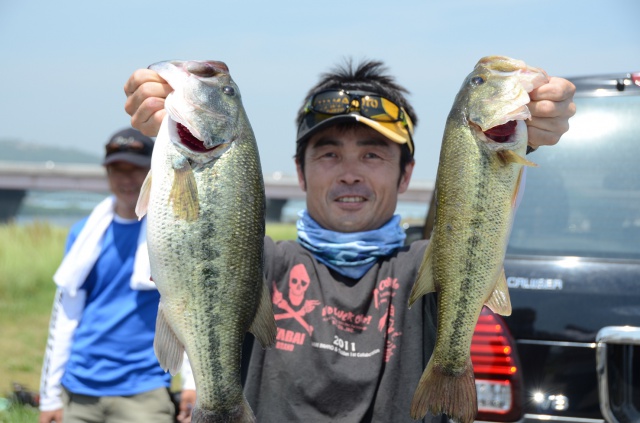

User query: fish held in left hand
[408,56,548,423]
[136,60,276,423]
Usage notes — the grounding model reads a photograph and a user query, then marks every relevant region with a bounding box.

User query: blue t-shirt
[61,216,171,396]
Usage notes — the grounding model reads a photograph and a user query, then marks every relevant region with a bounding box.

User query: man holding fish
[123,57,575,423]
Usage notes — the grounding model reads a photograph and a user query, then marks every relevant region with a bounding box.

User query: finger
[124,69,167,97]
[529,76,576,102]
[130,99,166,137]
[528,97,576,119]
[526,118,570,148]
[526,93,576,148]
[124,80,172,118]
[177,400,194,423]
[177,410,188,423]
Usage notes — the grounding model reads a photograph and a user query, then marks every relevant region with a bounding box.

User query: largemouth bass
[136,60,276,423]
[408,56,548,423]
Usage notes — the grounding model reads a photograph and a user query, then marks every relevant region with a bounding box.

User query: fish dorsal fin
[135,170,152,219]
[409,241,436,308]
[249,279,277,349]
[498,150,538,167]
[485,268,512,316]
[154,303,185,375]
[170,157,200,221]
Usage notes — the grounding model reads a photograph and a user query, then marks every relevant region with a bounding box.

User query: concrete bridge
[0,161,434,223]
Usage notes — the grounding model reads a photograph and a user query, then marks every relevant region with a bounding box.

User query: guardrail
[0,161,434,202]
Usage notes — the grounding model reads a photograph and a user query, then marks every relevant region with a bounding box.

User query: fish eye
[223,86,236,96]
[471,76,485,86]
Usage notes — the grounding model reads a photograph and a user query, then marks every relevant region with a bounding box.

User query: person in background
[124,59,576,422]
[39,128,196,423]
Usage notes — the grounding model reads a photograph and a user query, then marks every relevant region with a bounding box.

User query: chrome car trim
[517,339,596,348]
[522,414,604,422]
[595,326,640,423]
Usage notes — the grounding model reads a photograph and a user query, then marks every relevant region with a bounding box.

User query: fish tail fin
[154,304,184,376]
[135,170,152,219]
[170,158,199,221]
[249,279,277,348]
[410,357,477,423]
[409,242,436,308]
[485,267,512,316]
[191,399,256,423]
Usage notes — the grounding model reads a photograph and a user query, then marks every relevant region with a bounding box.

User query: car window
[507,94,640,260]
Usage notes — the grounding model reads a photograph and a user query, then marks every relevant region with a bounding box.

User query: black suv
[413,71,640,423]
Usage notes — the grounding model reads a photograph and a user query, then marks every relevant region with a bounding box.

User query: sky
[1,0,638,182]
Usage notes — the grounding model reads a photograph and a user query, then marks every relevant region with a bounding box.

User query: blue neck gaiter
[296,210,406,279]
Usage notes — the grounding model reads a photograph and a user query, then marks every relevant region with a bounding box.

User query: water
[15,190,108,227]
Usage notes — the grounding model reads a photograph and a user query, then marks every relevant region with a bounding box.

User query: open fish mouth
[174,122,230,156]
[473,103,531,146]
[483,120,518,143]
[177,123,208,152]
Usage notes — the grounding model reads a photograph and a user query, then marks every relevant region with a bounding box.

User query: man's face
[297,124,414,233]
[106,162,149,216]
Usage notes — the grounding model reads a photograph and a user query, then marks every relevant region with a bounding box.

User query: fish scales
[408,56,548,423]
[150,120,263,415]
[137,60,276,423]
[433,129,519,368]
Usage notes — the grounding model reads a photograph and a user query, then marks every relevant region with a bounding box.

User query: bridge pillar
[0,189,26,223]
[266,199,287,222]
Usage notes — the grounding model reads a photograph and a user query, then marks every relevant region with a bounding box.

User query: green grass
[0,222,67,423]
[0,222,66,396]
[265,222,298,240]
[0,220,297,420]
[0,403,39,423]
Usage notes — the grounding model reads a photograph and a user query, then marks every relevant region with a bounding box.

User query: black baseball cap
[102,128,154,167]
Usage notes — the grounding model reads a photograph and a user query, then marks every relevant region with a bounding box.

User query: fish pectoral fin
[498,150,538,167]
[249,279,277,349]
[511,167,524,209]
[135,170,152,219]
[484,268,512,316]
[170,157,199,221]
[154,303,185,376]
[409,241,436,308]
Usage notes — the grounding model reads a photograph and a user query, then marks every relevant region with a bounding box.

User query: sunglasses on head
[302,89,414,153]
[105,139,146,156]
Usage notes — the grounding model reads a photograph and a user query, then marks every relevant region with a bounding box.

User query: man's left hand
[176,389,196,423]
[527,76,577,149]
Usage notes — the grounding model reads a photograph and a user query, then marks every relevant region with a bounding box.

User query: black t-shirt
[243,238,445,423]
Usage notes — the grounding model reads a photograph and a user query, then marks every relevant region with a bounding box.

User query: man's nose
[338,162,363,184]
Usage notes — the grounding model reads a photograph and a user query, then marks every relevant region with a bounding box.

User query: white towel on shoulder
[53,196,155,297]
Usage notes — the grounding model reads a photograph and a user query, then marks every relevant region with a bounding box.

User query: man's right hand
[39,408,63,423]
[124,69,173,137]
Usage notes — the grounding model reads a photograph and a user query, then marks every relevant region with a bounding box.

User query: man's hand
[176,389,196,423]
[39,409,63,423]
[527,76,577,149]
[124,69,172,137]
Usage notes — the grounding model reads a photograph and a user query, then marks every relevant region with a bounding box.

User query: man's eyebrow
[310,138,342,149]
[311,138,390,148]
[309,136,391,150]
[356,138,390,148]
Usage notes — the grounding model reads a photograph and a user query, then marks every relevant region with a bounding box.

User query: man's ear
[398,159,415,194]
[295,158,307,192]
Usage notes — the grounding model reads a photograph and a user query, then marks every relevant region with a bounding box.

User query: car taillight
[632,72,640,87]
[472,307,523,421]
